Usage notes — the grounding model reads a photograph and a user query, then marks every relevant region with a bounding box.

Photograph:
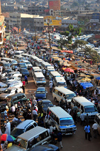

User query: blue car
[18,63,27,69]
[20,68,30,76]
[35,87,47,100]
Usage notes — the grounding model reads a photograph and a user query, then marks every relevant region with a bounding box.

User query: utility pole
[47,20,51,54]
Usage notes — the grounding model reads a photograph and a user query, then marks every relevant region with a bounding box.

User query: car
[30,144,59,151]
[20,68,30,76]
[11,120,38,138]
[0,82,7,88]
[0,93,27,107]
[38,99,53,113]
[22,60,32,69]
[6,71,22,78]
[2,76,21,83]
[7,80,23,89]
[18,62,27,69]
[35,87,48,100]
[0,87,23,98]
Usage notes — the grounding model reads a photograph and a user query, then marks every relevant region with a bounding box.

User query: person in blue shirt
[24,75,28,84]
[84,124,91,141]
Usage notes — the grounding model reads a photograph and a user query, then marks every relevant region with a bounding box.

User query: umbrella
[1,134,16,142]
[64,68,74,73]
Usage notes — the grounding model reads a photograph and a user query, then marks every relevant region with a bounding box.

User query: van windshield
[37,77,45,81]
[17,138,27,149]
[84,106,96,113]
[60,118,74,126]
[66,93,76,99]
[58,82,66,86]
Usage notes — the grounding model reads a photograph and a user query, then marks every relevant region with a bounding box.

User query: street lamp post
[47,21,51,54]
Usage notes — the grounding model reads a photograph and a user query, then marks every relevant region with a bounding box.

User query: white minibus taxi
[49,71,61,80]
[33,72,46,86]
[53,87,76,104]
[48,106,77,135]
[71,96,98,121]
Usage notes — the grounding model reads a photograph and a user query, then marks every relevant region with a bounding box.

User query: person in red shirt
[22,81,25,93]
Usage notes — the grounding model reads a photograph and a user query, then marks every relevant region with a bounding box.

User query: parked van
[0,61,11,70]
[53,77,67,87]
[32,67,42,76]
[71,96,98,121]
[94,113,100,134]
[1,58,17,65]
[48,106,77,135]
[45,66,55,78]
[35,58,43,67]
[49,71,61,80]
[53,87,76,104]
[41,62,51,70]
[14,51,23,56]
[33,72,46,86]
[30,56,39,66]
[6,126,51,151]
[0,93,27,105]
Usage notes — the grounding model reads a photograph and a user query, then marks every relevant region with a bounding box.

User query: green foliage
[84,47,100,63]
[71,2,79,7]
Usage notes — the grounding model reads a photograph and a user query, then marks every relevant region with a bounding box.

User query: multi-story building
[48,0,60,11]
[0,0,5,45]
[27,4,47,15]
[21,14,44,31]
[9,12,21,31]
[61,17,77,30]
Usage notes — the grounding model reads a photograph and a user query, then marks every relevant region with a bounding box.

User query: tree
[84,47,100,63]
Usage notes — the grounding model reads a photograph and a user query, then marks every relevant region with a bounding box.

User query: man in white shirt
[5,120,11,135]
[92,122,98,138]
[49,81,53,93]
[11,105,15,113]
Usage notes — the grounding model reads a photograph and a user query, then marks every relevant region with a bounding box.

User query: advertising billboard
[44,16,61,26]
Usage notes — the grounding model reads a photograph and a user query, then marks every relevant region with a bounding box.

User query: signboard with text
[44,16,61,26]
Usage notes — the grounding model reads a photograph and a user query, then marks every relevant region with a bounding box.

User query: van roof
[18,126,48,141]
[48,106,71,118]
[16,120,36,129]
[50,71,61,76]
[55,77,66,82]
[73,96,94,106]
[54,87,74,94]
[32,67,41,70]
[34,72,44,77]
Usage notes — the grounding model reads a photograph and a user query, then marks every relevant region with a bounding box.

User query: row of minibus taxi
[16,53,99,137]
[27,54,99,135]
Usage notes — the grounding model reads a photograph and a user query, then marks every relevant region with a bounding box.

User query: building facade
[0,1,5,45]
[48,0,60,11]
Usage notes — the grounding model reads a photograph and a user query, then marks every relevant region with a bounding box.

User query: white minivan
[53,87,76,104]
[53,77,67,88]
[71,96,98,121]
[48,106,77,135]
[33,72,46,86]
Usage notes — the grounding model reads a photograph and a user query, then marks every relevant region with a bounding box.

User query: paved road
[25,76,100,151]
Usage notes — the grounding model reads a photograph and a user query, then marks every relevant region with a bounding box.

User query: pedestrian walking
[57,131,63,148]
[22,80,25,93]
[84,124,91,141]
[80,111,85,126]
[24,75,28,84]
[49,80,53,93]
[92,122,98,138]
[32,107,38,121]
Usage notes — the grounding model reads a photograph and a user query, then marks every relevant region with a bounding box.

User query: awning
[61,50,73,53]
[80,82,93,89]
[96,77,100,80]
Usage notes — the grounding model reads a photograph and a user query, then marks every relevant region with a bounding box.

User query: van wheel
[54,98,57,102]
